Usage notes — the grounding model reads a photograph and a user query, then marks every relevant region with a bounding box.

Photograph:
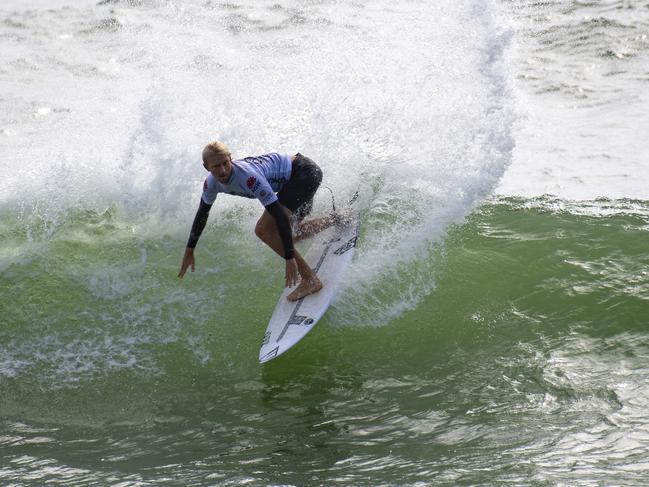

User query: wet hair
[202,141,230,163]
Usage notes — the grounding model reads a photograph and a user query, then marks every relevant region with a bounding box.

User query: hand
[178,247,195,278]
[285,258,299,288]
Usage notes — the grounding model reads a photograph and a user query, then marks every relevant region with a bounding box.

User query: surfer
[178,141,336,301]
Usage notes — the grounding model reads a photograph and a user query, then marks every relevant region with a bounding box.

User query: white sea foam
[1,0,513,212]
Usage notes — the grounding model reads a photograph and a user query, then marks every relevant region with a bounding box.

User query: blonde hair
[202,141,231,162]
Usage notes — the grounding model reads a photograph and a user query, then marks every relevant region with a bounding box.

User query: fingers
[178,258,195,279]
[285,274,298,288]
[285,260,299,288]
[284,271,292,287]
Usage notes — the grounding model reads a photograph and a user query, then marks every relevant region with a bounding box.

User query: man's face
[203,151,232,183]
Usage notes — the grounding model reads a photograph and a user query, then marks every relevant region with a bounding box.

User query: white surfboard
[259,211,360,363]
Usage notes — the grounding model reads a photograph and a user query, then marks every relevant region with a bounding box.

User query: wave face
[3,198,649,485]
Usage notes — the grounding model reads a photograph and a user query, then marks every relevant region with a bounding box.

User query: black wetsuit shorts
[277,153,323,221]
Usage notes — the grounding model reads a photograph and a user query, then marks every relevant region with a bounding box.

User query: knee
[255,220,269,241]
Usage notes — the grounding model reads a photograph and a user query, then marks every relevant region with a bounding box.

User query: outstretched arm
[179,199,213,278]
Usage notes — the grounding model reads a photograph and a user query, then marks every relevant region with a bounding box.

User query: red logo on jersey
[246,176,256,189]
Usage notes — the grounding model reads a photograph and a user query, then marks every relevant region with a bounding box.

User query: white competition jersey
[201,153,292,207]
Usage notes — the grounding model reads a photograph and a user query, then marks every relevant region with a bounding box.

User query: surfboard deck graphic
[259,211,360,363]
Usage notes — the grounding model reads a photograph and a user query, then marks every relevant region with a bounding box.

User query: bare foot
[287,277,323,301]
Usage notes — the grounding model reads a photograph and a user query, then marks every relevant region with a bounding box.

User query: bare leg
[255,207,322,301]
[294,215,335,242]
[294,208,354,242]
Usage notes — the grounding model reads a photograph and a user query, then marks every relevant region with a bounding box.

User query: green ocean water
[2,198,648,485]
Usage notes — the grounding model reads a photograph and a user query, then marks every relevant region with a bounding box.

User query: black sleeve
[187,199,212,249]
[265,201,295,260]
